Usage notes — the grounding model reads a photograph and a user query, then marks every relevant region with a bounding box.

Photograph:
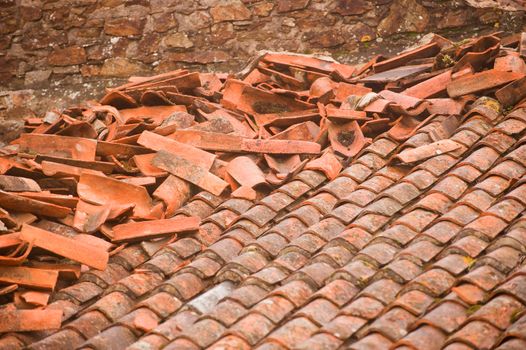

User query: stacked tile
[1,32,526,350]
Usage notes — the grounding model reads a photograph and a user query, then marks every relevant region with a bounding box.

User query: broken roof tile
[19,224,109,270]
[137,130,216,170]
[0,266,58,290]
[17,134,97,161]
[153,150,229,196]
[447,69,524,98]
[77,173,156,219]
[0,308,63,333]
[172,130,321,155]
[373,42,441,73]
[111,216,200,243]
[2,32,526,350]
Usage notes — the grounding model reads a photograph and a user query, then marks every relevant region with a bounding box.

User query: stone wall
[1,0,525,92]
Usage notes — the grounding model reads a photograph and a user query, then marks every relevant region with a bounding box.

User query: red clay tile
[209,335,251,350]
[447,320,501,349]
[397,326,447,350]
[17,134,97,161]
[0,266,58,290]
[349,333,393,349]
[230,312,275,345]
[153,175,191,218]
[495,52,526,73]
[305,151,342,180]
[0,175,41,192]
[367,307,417,340]
[470,295,524,330]
[373,42,440,73]
[265,317,318,348]
[138,130,216,170]
[4,32,526,350]
[77,173,157,219]
[174,129,322,155]
[497,338,526,350]
[208,299,248,326]
[418,301,468,333]
[0,190,72,218]
[153,150,229,196]
[20,224,108,270]
[462,265,505,291]
[132,153,167,177]
[82,325,138,349]
[447,69,524,98]
[402,70,452,99]
[496,76,526,107]
[227,156,267,189]
[392,290,434,316]
[396,140,461,164]
[41,160,105,179]
[327,120,366,157]
[18,290,50,306]
[262,53,354,78]
[111,216,199,243]
[73,200,111,234]
[0,308,62,333]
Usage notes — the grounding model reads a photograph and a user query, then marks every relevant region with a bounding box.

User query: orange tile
[77,173,156,219]
[0,309,62,332]
[19,224,109,270]
[447,69,524,98]
[138,130,216,170]
[0,266,58,290]
[18,134,97,161]
[153,150,229,196]
[111,216,200,243]
[0,191,72,218]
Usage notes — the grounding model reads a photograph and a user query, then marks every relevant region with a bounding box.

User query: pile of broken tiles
[0,31,526,350]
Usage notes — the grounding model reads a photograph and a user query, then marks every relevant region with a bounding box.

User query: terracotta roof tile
[3,33,526,350]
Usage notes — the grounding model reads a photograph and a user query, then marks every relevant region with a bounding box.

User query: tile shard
[0,308,62,332]
[172,130,321,155]
[41,160,106,179]
[73,200,111,233]
[447,69,524,98]
[153,175,192,218]
[77,173,156,219]
[19,290,50,306]
[111,216,200,243]
[401,70,452,99]
[373,42,441,73]
[495,76,526,107]
[137,131,216,170]
[153,150,229,196]
[19,224,109,270]
[0,266,59,290]
[328,121,366,157]
[0,190,72,218]
[17,134,97,161]
[359,64,432,83]
[227,156,267,188]
[34,155,115,174]
[0,175,41,192]
[305,151,342,180]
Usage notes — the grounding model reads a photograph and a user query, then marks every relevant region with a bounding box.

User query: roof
[1,32,526,350]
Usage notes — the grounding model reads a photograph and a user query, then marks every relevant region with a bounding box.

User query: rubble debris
[1,32,526,342]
